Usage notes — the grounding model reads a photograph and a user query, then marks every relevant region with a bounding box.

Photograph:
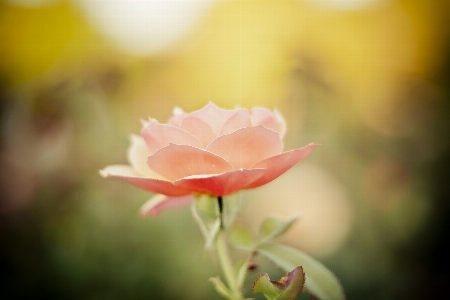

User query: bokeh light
[241,165,354,257]
[304,0,388,11]
[76,0,219,55]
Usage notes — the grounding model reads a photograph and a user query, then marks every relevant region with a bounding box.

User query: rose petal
[189,102,236,135]
[99,165,191,196]
[207,125,284,169]
[140,194,194,217]
[168,107,188,127]
[179,116,215,147]
[251,107,276,127]
[174,168,267,196]
[273,109,287,138]
[141,119,203,154]
[245,143,319,188]
[127,135,166,178]
[147,144,233,181]
[218,109,252,136]
[251,107,286,137]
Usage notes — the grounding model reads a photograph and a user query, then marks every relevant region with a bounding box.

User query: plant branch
[216,230,242,299]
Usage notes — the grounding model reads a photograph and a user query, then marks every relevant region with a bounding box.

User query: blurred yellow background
[1,0,450,299]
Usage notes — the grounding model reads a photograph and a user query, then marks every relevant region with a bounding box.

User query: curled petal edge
[246,143,320,189]
[206,125,284,169]
[147,144,233,181]
[141,119,203,154]
[273,108,287,138]
[99,165,192,197]
[140,194,194,217]
[127,134,164,178]
[173,168,267,196]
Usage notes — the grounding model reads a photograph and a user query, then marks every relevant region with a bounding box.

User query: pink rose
[100,102,318,217]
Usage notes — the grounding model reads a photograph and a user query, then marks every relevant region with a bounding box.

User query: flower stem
[216,230,242,299]
[236,251,256,289]
[218,196,224,229]
[215,196,243,299]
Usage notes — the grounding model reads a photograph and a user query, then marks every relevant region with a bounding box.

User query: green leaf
[252,273,284,300]
[229,225,256,250]
[209,277,235,300]
[277,266,305,300]
[257,244,345,300]
[252,266,305,300]
[229,214,299,252]
[258,214,300,244]
[236,251,258,288]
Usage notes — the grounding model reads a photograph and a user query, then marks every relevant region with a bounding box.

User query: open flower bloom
[100,102,318,217]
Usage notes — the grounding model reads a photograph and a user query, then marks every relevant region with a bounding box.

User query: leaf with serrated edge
[277,266,305,300]
[258,214,299,244]
[253,266,305,300]
[253,273,284,300]
[257,244,345,300]
[209,277,234,300]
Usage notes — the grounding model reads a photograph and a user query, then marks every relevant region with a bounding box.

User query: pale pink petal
[168,107,188,127]
[147,144,233,181]
[206,125,284,169]
[218,109,252,136]
[141,119,203,154]
[100,165,141,178]
[99,165,192,196]
[273,109,287,138]
[140,194,194,217]
[250,107,287,137]
[127,135,166,179]
[189,102,236,135]
[179,116,215,147]
[251,107,276,127]
[245,143,319,189]
[168,115,186,128]
[173,168,267,196]
[139,118,150,128]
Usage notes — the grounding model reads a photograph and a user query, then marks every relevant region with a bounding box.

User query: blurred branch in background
[1,0,450,299]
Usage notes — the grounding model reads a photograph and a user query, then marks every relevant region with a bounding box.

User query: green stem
[236,251,256,289]
[216,226,242,299]
[216,196,243,300]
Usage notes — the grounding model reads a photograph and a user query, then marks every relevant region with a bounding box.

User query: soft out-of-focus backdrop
[1,0,449,299]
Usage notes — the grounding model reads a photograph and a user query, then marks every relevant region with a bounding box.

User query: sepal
[257,243,345,300]
[191,195,220,249]
[252,266,305,300]
[191,194,242,248]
